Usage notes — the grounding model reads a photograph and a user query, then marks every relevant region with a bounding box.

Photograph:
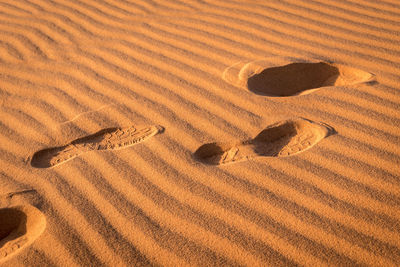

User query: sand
[0,0,399,266]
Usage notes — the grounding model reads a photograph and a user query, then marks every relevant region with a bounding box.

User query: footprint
[223,58,375,96]
[31,125,164,168]
[194,118,334,165]
[0,205,46,264]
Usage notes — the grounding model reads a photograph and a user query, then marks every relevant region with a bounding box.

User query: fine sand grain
[0,0,400,266]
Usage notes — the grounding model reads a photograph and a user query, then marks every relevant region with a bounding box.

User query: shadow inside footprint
[0,209,27,245]
[31,125,164,168]
[0,205,46,264]
[223,59,375,97]
[194,118,334,165]
[247,62,341,96]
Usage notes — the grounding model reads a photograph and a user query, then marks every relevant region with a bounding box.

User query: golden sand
[0,0,399,266]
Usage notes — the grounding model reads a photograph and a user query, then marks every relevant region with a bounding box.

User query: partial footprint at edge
[194,118,334,165]
[223,58,375,96]
[0,205,46,264]
[31,125,164,168]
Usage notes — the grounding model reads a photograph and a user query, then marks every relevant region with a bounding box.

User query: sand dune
[0,0,399,266]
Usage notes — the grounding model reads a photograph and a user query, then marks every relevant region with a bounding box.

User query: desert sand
[0,0,399,266]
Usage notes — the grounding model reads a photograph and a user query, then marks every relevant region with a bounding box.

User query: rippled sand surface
[0,0,400,266]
